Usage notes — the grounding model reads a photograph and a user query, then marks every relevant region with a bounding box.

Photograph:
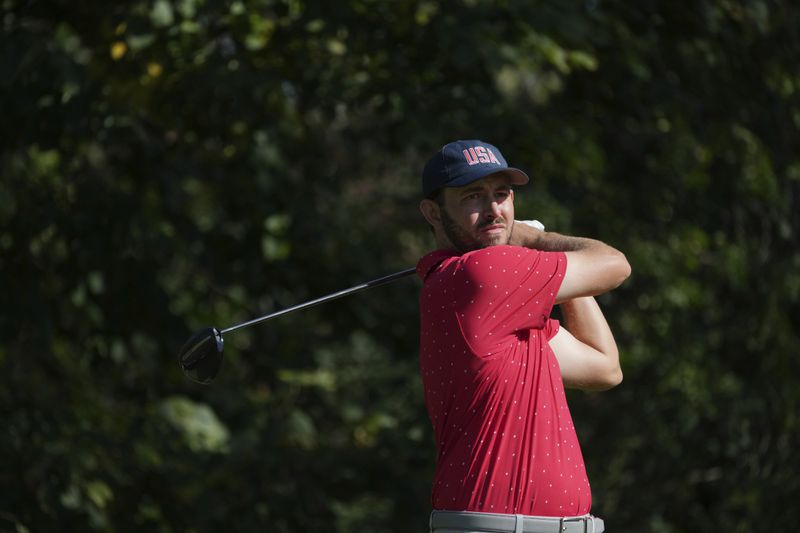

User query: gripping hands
[518,219,545,231]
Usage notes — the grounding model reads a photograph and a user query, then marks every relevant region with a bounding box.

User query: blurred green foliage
[1,0,798,531]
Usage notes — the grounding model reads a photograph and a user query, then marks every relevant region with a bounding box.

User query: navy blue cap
[422,140,529,197]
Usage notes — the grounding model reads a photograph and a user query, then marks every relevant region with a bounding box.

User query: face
[429,173,515,253]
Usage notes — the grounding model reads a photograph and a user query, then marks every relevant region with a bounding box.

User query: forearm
[560,296,622,386]
[509,221,605,252]
[510,220,631,302]
[548,297,623,391]
[560,297,620,367]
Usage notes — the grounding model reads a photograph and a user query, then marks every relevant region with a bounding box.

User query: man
[416,140,631,533]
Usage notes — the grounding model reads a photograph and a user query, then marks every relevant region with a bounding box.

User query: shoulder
[461,245,561,272]
[461,247,567,292]
[418,246,565,283]
[417,249,459,281]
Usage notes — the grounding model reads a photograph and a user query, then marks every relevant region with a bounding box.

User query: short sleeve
[544,318,561,340]
[454,245,567,346]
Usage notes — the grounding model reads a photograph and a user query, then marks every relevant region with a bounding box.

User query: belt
[430,510,604,533]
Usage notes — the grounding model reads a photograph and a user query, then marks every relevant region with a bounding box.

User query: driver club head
[176,267,417,384]
[178,327,224,384]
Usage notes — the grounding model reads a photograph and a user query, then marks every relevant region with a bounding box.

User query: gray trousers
[429,510,605,533]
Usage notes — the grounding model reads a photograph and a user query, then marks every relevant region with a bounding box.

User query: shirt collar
[416,249,460,281]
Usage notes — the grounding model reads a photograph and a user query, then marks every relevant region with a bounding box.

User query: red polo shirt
[417,245,591,516]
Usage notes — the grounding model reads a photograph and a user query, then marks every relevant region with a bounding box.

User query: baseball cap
[421,140,529,197]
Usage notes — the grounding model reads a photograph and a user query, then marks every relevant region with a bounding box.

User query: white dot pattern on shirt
[418,249,586,515]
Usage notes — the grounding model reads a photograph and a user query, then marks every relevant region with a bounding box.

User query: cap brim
[497,168,529,186]
[424,166,531,197]
[445,167,529,189]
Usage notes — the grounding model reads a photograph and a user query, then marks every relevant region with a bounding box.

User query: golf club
[178,267,417,384]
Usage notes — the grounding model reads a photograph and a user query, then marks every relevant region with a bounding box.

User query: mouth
[479,224,505,235]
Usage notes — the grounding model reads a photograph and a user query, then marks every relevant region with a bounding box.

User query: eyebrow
[459,183,512,196]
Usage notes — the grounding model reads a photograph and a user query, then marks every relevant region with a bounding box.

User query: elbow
[619,252,632,282]
[606,367,624,389]
[602,345,624,390]
[608,250,631,290]
[589,358,623,391]
[588,368,623,392]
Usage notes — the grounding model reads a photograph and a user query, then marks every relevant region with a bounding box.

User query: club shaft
[220,267,417,335]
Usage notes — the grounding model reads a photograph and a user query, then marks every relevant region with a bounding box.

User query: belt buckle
[558,515,592,533]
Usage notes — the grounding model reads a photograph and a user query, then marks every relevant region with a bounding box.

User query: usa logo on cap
[422,140,529,197]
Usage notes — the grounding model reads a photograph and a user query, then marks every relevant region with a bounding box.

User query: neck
[433,230,458,252]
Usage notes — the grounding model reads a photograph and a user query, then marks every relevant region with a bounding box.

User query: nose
[484,198,502,220]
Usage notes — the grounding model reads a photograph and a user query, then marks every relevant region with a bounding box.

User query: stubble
[440,208,510,253]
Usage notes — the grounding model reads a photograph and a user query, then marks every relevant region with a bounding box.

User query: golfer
[417,140,631,533]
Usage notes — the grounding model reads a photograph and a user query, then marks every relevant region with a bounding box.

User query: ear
[419,198,442,228]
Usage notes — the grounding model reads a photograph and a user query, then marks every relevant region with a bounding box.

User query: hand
[518,219,545,231]
[508,219,545,247]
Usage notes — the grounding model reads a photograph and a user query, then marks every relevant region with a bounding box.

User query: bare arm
[549,297,623,391]
[509,221,631,303]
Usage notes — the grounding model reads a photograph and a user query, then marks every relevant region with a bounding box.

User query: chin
[479,236,509,248]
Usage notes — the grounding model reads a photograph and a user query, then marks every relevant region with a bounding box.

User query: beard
[440,208,510,253]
